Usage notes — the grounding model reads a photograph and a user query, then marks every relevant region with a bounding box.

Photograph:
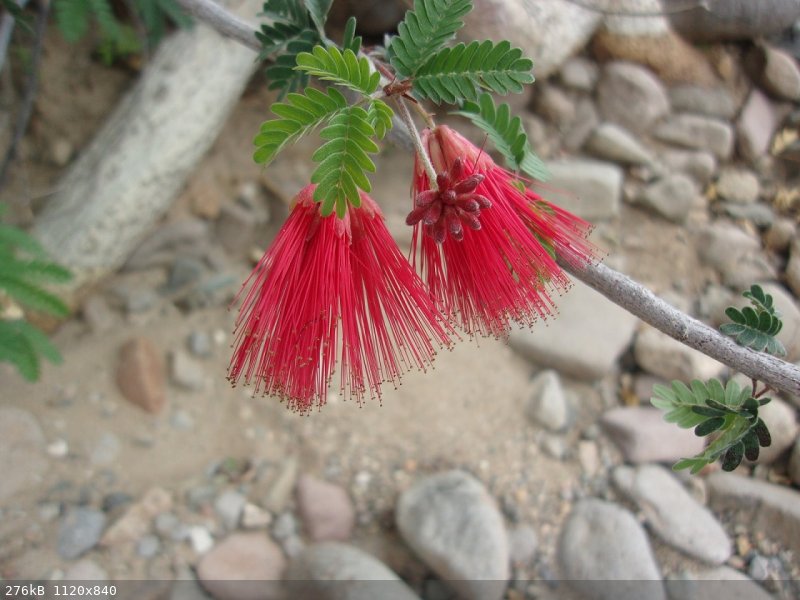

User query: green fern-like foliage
[720,284,785,356]
[310,107,379,218]
[366,99,393,140]
[295,46,381,96]
[388,0,472,78]
[0,220,72,382]
[453,93,548,180]
[340,16,361,54]
[253,86,348,165]
[651,379,772,474]
[412,40,534,104]
[304,0,332,37]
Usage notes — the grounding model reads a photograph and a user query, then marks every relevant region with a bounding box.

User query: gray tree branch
[175,0,800,398]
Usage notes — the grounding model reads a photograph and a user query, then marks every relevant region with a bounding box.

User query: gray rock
[760,44,800,101]
[666,567,773,600]
[719,203,774,228]
[612,465,731,564]
[81,295,116,333]
[63,558,108,581]
[707,472,800,554]
[586,123,654,165]
[753,398,798,464]
[170,409,194,431]
[600,407,706,464]
[508,525,538,566]
[716,168,760,204]
[296,475,355,542]
[597,62,670,134]
[634,326,724,381]
[215,489,247,530]
[137,534,161,558]
[789,438,800,487]
[558,499,665,600]
[748,555,770,581]
[396,470,509,600]
[637,173,699,224]
[533,85,576,125]
[187,330,213,358]
[89,432,121,467]
[562,98,600,151]
[155,512,183,540]
[560,56,599,91]
[541,434,568,460]
[271,512,297,541]
[286,542,421,600]
[164,256,206,293]
[653,114,734,159]
[695,223,776,289]
[57,507,107,559]
[197,533,286,600]
[525,370,570,432]
[737,90,777,161]
[540,159,622,221]
[0,408,48,502]
[657,148,717,185]
[169,350,206,391]
[758,282,800,360]
[764,218,796,254]
[668,85,737,119]
[509,280,637,380]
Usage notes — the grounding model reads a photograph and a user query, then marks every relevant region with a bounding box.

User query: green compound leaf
[341,16,361,54]
[265,31,319,96]
[366,99,394,140]
[388,0,472,78]
[651,378,773,474]
[412,40,534,105]
[453,92,549,181]
[720,284,785,356]
[303,0,332,37]
[310,107,378,218]
[295,45,381,96]
[253,86,348,165]
[0,272,70,317]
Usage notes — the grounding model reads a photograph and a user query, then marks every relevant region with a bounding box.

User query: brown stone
[296,475,355,542]
[116,337,166,414]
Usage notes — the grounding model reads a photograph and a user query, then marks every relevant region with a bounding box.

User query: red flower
[408,125,598,337]
[229,185,453,413]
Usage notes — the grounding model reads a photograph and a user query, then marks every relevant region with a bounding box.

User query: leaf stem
[395,97,438,189]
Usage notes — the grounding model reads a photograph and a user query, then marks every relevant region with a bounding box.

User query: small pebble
[137,534,161,558]
[47,439,69,458]
[188,526,214,554]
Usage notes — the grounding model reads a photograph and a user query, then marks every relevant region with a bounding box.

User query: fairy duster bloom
[229,185,453,413]
[408,125,598,338]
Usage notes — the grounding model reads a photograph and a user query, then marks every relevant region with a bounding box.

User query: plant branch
[171,0,800,399]
[395,97,438,188]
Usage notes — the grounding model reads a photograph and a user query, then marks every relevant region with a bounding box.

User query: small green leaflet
[453,93,549,181]
[304,0,332,37]
[253,86,348,165]
[388,0,473,77]
[310,107,379,218]
[295,45,381,96]
[0,319,63,382]
[719,284,785,356]
[366,99,394,140]
[341,16,361,54]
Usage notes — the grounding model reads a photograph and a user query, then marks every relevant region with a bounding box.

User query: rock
[653,114,734,159]
[462,0,602,79]
[81,295,116,333]
[596,61,670,133]
[170,409,194,431]
[637,174,699,224]
[759,44,800,101]
[89,432,121,467]
[758,282,800,360]
[764,218,796,253]
[788,248,800,298]
[666,566,774,600]
[188,526,214,554]
[508,525,538,566]
[737,90,777,161]
[64,558,108,581]
[667,85,737,119]
[539,159,622,221]
[634,326,724,381]
[719,203,774,228]
[241,503,272,529]
[525,370,570,432]
[753,398,798,464]
[585,123,654,165]
[286,542,421,600]
[187,330,213,358]
[669,1,800,42]
[509,280,637,380]
[197,533,286,600]
[748,554,770,581]
[533,85,575,125]
[116,337,166,414]
[541,434,567,460]
[396,470,509,600]
[215,490,247,530]
[658,149,717,184]
[271,512,297,541]
[126,218,210,271]
[296,475,355,542]
[695,223,776,289]
[137,534,161,558]
[265,457,298,512]
[558,499,665,600]
[600,407,706,464]
[0,408,49,502]
[102,487,172,546]
[707,472,800,554]
[612,465,731,564]
[716,168,760,204]
[164,256,206,294]
[57,507,106,560]
[169,349,206,391]
[562,98,600,151]
[577,440,600,476]
[789,438,800,487]
[559,56,599,91]
[216,201,270,256]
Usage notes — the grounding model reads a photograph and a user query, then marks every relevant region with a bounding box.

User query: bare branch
[173,0,800,399]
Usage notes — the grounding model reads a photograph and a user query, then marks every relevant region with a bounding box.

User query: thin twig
[395,97,438,188]
[0,0,49,191]
[0,0,30,75]
[169,0,800,399]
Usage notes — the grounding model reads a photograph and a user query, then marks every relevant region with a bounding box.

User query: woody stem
[394,97,438,190]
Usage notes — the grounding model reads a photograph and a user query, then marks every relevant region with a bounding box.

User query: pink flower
[228,185,453,413]
[408,125,598,337]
